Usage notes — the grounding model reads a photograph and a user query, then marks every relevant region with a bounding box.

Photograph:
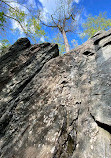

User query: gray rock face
[0,29,111,158]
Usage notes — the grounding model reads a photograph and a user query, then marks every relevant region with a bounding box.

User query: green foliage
[0,39,10,56]
[0,0,45,42]
[26,17,45,42]
[81,12,111,38]
[9,7,26,23]
[0,39,10,49]
[52,33,65,54]
[0,11,6,30]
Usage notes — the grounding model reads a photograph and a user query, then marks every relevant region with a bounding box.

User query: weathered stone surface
[0,29,111,158]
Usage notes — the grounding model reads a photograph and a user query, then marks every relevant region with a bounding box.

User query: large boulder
[0,29,111,158]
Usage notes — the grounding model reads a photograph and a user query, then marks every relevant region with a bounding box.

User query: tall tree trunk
[62,29,70,53]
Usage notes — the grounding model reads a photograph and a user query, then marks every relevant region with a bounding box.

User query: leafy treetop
[81,12,111,38]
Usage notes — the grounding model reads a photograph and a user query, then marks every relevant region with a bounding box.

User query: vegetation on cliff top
[0,0,111,55]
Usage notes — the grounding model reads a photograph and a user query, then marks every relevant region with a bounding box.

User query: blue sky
[0,0,111,50]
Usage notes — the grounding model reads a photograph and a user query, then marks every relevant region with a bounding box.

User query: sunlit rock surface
[0,29,111,158]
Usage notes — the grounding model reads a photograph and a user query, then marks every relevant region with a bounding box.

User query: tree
[0,0,45,42]
[0,39,10,56]
[81,12,111,38]
[38,0,81,53]
[52,33,65,54]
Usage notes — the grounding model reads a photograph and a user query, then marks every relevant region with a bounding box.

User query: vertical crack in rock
[53,109,80,158]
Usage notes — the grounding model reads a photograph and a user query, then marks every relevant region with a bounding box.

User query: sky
[0,0,111,51]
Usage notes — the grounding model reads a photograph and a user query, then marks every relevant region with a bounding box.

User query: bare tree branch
[39,19,57,28]
[1,0,31,13]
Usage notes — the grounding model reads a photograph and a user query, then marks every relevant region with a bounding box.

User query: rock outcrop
[0,29,111,158]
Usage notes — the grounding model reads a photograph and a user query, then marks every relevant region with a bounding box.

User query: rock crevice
[90,112,111,134]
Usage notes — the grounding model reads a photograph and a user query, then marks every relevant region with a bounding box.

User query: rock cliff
[0,30,111,158]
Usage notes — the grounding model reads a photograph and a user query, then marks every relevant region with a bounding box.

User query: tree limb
[39,18,57,28]
[4,14,28,35]
[1,0,31,14]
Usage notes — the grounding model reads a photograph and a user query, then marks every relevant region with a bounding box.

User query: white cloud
[39,0,81,23]
[74,0,80,3]
[7,0,81,39]
[7,0,29,13]
[30,25,35,33]
[11,19,24,35]
[6,1,31,37]
[40,36,45,42]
